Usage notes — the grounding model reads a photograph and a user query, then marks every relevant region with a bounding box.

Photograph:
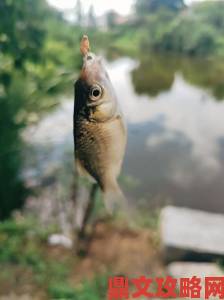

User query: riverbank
[0,214,163,299]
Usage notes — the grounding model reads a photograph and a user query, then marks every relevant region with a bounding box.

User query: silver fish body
[73,53,127,211]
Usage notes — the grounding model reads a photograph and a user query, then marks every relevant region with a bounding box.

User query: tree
[0,0,47,68]
[0,0,48,218]
[193,1,224,31]
[74,0,83,26]
[87,5,97,28]
[135,0,185,15]
[106,10,118,29]
[0,0,83,219]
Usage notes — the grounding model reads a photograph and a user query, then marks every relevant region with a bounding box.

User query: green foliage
[0,218,30,234]
[0,217,55,264]
[0,217,71,293]
[106,10,118,29]
[0,0,82,219]
[48,275,108,300]
[136,212,159,230]
[135,0,184,15]
[0,68,27,219]
[0,0,48,68]
[132,0,224,58]
[109,28,145,56]
[0,217,109,298]
[158,14,218,56]
[73,276,108,300]
[193,1,224,30]
[48,284,76,299]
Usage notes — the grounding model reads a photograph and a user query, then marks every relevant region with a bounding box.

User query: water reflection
[132,55,176,96]
[22,55,224,215]
[132,54,224,100]
[106,56,224,212]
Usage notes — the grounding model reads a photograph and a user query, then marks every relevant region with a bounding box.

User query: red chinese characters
[131,276,154,298]
[155,276,177,298]
[108,277,129,300]
[107,275,224,299]
[179,276,201,298]
[205,277,224,299]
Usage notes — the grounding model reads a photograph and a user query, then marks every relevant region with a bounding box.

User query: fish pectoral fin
[75,159,96,183]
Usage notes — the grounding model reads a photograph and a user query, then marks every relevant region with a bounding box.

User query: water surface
[23,55,224,213]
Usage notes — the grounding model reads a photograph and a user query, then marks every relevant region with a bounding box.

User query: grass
[0,176,161,298]
[0,217,69,296]
[0,216,110,299]
[48,276,108,300]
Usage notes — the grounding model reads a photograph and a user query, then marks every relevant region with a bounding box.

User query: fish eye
[89,84,102,101]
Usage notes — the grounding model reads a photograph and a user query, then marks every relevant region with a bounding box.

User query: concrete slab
[160,206,224,262]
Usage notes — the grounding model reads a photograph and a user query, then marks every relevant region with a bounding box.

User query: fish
[73,36,127,213]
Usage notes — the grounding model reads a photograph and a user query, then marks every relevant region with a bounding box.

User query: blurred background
[0,0,224,298]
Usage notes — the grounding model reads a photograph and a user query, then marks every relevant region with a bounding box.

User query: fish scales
[74,115,126,190]
[74,35,127,212]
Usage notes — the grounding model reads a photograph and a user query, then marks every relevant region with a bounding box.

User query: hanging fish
[73,35,127,213]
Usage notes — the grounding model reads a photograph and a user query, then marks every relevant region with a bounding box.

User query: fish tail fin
[103,181,128,215]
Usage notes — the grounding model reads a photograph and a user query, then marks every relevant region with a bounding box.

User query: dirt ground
[0,220,165,299]
[70,220,164,282]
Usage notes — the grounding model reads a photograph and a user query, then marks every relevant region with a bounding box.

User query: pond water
[23,55,224,214]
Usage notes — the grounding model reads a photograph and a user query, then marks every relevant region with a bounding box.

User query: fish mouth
[83,52,97,65]
[82,52,105,75]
